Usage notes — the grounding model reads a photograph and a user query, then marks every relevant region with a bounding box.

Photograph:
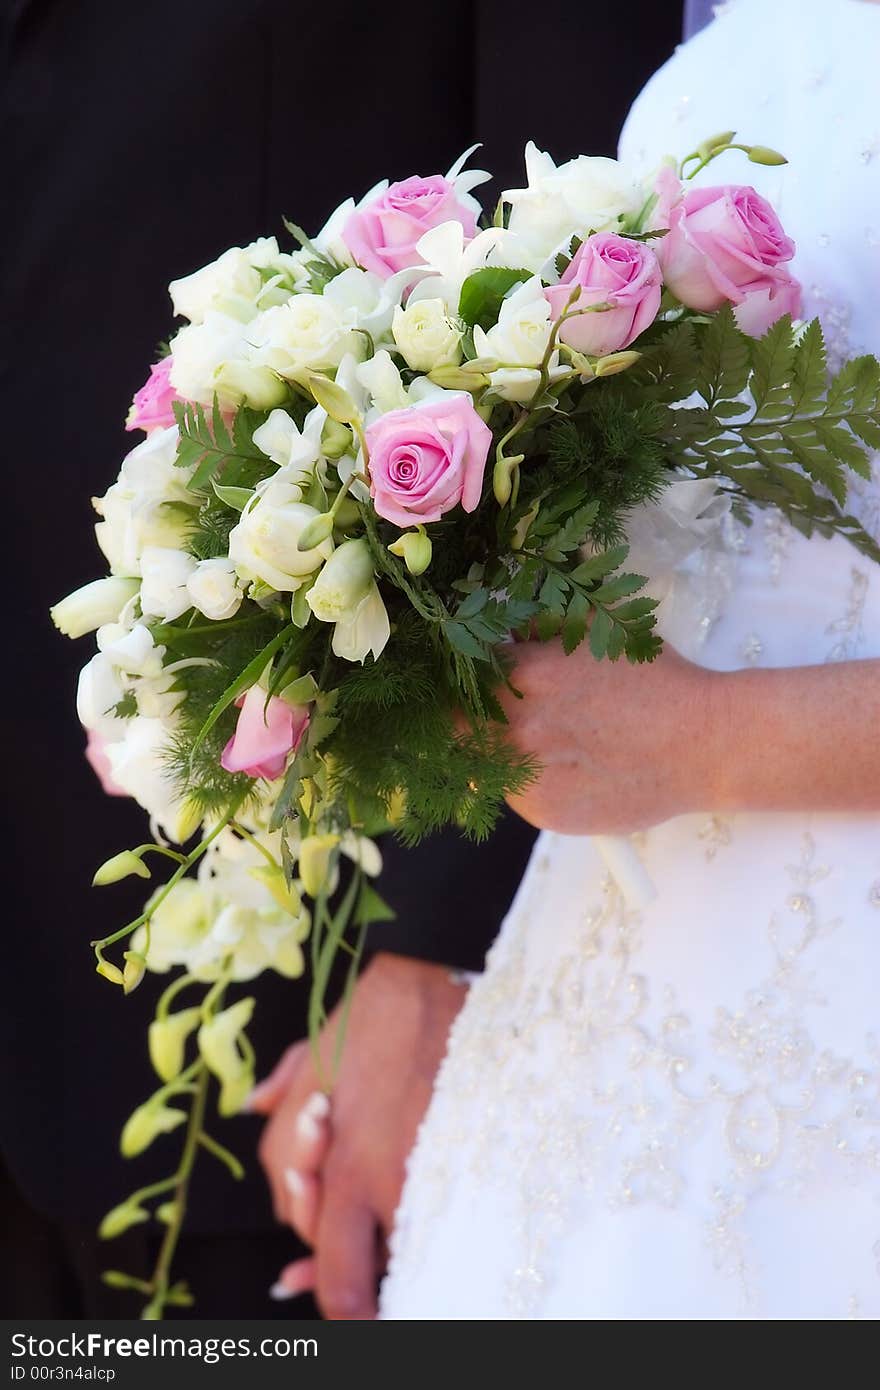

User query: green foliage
[458,267,532,332]
[641,311,880,560]
[161,608,284,816]
[174,397,280,487]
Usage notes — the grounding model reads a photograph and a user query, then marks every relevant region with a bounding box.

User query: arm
[497,641,880,835]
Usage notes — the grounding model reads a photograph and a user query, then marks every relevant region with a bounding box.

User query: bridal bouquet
[52,134,880,1315]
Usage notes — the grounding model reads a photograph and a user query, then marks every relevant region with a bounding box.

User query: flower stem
[144,1064,210,1317]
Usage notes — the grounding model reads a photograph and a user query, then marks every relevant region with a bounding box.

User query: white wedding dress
[380,0,880,1320]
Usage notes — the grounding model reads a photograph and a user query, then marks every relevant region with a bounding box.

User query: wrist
[700,666,775,813]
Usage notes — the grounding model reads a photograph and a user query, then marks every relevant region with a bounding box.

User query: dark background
[2,0,680,1315]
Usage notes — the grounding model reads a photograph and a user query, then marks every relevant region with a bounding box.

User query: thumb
[245,1040,307,1115]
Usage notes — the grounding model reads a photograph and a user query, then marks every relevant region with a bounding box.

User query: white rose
[51,577,139,639]
[186,557,242,620]
[168,314,286,410]
[473,277,570,403]
[503,142,643,264]
[249,295,358,381]
[169,237,297,324]
[392,298,462,372]
[139,546,198,621]
[228,482,334,592]
[94,426,194,577]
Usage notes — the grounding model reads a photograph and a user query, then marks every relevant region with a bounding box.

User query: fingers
[269,1257,316,1303]
[315,1189,379,1320]
[282,1092,332,1246]
[247,1041,308,1116]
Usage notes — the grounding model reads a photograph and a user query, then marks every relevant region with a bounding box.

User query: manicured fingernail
[305,1091,331,1120]
[284,1167,305,1197]
[269,1282,296,1301]
[296,1092,330,1141]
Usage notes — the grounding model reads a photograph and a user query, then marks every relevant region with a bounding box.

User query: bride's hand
[498,639,720,835]
[498,640,880,834]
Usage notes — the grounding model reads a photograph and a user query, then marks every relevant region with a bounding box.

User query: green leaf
[561,591,589,654]
[588,607,613,659]
[445,621,490,660]
[570,545,629,586]
[354,883,397,928]
[189,623,296,759]
[211,481,253,511]
[455,589,490,620]
[588,572,647,604]
[458,267,532,332]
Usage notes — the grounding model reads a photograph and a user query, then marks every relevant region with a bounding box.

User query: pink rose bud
[125,358,181,433]
[85,730,127,797]
[656,181,802,335]
[544,233,662,358]
[341,175,478,279]
[220,686,310,782]
[365,394,492,527]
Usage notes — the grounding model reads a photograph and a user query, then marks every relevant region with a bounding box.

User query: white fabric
[381,0,880,1320]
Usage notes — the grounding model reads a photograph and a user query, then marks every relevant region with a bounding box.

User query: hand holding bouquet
[53,133,880,1315]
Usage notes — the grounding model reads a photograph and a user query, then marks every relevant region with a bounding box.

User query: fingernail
[269,1282,296,1301]
[296,1092,330,1142]
[305,1091,331,1120]
[283,1167,305,1197]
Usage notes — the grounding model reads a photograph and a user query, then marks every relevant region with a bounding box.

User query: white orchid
[473,277,570,403]
[407,221,542,314]
[252,403,328,495]
[503,142,643,267]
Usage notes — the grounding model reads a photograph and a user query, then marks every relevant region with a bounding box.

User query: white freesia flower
[169,236,304,324]
[103,714,192,842]
[76,652,129,741]
[93,426,194,577]
[503,142,643,265]
[473,277,570,403]
[51,577,140,639]
[392,298,462,372]
[139,546,197,622]
[186,557,242,621]
[354,350,409,415]
[252,404,327,494]
[249,294,359,382]
[332,584,390,663]
[96,621,166,678]
[305,538,390,663]
[228,482,333,592]
[77,622,175,740]
[169,313,286,410]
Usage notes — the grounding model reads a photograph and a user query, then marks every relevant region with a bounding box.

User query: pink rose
[125,358,180,433]
[365,395,492,527]
[220,686,309,781]
[85,730,127,796]
[656,180,802,335]
[341,175,478,279]
[544,233,662,357]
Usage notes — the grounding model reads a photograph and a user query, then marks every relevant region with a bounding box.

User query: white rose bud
[392,298,462,372]
[168,237,286,324]
[186,557,242,621]
[139,546,198,622]
[169,315,286,411]
[228,483,334,593]
[51,577,140,639]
